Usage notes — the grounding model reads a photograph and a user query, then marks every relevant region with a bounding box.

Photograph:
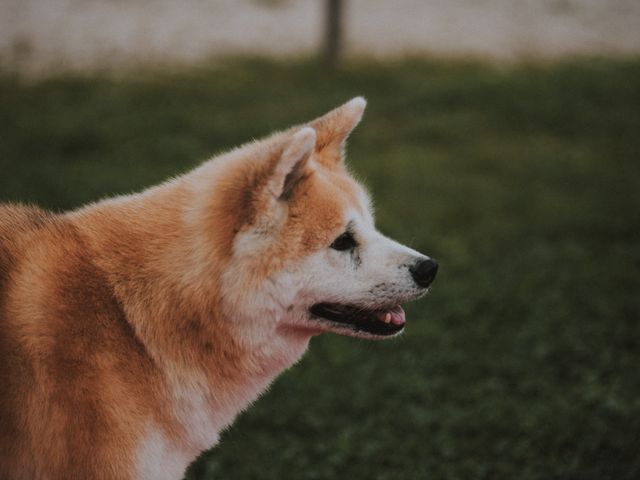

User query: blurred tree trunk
[323,0,344,69]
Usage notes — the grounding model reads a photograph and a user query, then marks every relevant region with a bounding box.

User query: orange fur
[0,99,374,479]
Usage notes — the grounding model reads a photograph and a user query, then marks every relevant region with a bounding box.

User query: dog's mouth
[309,303,406,336]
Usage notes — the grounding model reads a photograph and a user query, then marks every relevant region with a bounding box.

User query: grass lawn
[1,58,639,479]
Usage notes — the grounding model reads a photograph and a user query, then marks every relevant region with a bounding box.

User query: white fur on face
[287,208,429,330]
[225,188,430,340]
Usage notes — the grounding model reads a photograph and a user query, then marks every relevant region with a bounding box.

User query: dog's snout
[410,258,438,288]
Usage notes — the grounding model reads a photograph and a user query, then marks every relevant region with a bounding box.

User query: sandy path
[2,0,639,74]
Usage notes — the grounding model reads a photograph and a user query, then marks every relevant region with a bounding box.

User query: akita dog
[0,97,438,479]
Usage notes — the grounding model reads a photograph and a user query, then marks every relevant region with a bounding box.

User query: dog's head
[197,98,437,340]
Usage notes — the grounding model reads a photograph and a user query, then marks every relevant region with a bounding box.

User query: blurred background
[1,1,639,479]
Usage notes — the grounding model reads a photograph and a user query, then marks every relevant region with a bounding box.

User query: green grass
[1,57,639,479]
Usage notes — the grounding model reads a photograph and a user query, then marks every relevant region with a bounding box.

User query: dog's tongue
[374,305,406,326]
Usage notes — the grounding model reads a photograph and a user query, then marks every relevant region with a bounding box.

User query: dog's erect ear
[309,96,366,167]
[266,127,316,201]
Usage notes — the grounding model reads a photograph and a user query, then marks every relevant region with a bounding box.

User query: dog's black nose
[410,258,439,288]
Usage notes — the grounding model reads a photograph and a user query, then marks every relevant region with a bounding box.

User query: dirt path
[2,0,639,74]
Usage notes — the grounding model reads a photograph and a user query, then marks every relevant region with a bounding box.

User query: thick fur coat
[0,98,437,479]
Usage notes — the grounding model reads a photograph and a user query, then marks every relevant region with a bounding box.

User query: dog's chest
[135,335,311,478]
[136,428,193,480]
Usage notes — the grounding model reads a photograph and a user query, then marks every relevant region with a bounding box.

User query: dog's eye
[330,231,357,251]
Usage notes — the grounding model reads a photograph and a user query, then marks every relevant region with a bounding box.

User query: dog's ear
[309,96,366,167]
[265,127,316,202]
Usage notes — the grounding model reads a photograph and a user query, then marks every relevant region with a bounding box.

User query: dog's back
[0,204,50,281]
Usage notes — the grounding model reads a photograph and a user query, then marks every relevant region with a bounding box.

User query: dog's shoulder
[0,202,157,479]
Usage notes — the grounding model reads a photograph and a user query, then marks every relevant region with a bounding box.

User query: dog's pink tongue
[390,306,406,325]
[374,306,406,326]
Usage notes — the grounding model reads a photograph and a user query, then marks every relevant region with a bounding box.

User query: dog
[0,97,438,479]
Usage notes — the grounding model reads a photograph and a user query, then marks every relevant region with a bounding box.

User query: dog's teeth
[384,313,391,323]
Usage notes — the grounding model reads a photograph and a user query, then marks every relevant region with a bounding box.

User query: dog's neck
[69,176,313,453]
